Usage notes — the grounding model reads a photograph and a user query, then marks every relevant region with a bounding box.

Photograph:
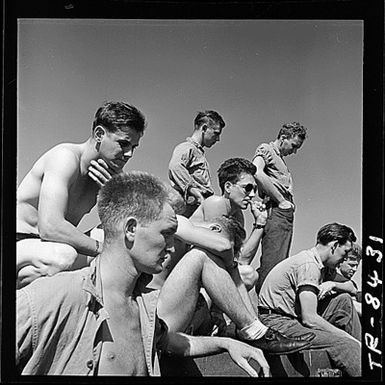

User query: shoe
[242,328,312,355]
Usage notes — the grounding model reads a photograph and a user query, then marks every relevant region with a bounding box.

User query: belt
[258,307,294,318]
[258,307,275,315]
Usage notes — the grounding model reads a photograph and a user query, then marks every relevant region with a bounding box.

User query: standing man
[16,171,271,377]
[17,101,145,288]
[258,223,361,377]
[252,122,308,292]
[168,110,225,217]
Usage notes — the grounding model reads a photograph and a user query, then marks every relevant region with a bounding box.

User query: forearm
[302,313,360,343]
[39,219,101,256]
[166,332,230,357]
[255,172,285,204]
[238,227,263,265]
[168,164,195,197]
[332,280,358,296]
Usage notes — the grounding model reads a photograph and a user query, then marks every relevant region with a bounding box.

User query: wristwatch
[253,223,266,229]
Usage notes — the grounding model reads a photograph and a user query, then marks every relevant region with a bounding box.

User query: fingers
[236,358,259,377]
[87,171,103,187]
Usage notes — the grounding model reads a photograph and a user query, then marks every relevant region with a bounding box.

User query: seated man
[320,243,362,316]
[17,101,145,288]
[16,171,270,377]
[258,223,362,377]
[90,186,314,355]
[191,158,267,290]
[157,214,314,356]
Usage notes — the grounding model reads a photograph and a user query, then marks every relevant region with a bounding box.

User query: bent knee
[239,265,259,290]
[51,243,78,272]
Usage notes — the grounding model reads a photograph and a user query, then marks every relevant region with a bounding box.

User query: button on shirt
[259,247,324,318]
[168,137,214,203]
[253,141,294,203]
[16,258,168,376]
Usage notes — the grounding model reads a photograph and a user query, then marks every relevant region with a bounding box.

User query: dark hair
[316,223,357,246]
[194,110,225,130]
[213,215,246,256]
[217,158,257,194]
[278,122,308,140]
[97,171,168,241]
[92,101,146,134]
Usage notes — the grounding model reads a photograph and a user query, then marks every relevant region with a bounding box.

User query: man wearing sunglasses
[191,158,267,291]
[252,122,308,293]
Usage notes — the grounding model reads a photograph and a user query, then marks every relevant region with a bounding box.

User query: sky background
[17,19,363,259]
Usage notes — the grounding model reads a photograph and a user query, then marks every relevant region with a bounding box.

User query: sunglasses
[236,183,257,194]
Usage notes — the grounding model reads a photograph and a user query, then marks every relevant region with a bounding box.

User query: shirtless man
[16,101,145,288]
[17,171,271,377]
[191,158,267,290]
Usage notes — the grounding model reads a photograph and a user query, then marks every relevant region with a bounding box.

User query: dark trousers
[255,206,294,293]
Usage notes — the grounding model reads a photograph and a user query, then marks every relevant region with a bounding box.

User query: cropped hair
[347,243,362,261]
[92,101,146,134]
[213,215,246,256]
[194,110,225,130]
[316,222,357,246]
[277,122,308,140]
[217,158,257,194]
[97,171,169,240]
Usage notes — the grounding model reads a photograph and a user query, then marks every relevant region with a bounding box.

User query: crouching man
[258,222,361,377]
[16,171,270,377]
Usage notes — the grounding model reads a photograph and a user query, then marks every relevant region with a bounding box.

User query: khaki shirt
[16,258,168,376]
[253,141,294,203]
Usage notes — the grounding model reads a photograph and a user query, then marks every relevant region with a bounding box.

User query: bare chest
[98,306,147,376]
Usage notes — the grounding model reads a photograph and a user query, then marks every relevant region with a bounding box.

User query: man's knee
[51,243,78,272]
[238,265,258,291]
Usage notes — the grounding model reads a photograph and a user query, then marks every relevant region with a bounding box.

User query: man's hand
[318,281,336,300]
[250,201,268,226]
[278,200,295,210]
[225,338,271,377]
[88,159,117,187]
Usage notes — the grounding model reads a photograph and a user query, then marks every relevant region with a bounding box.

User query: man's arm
[38,148,100,256]
[175,215,234,266]
[168,145,204,203]
[238,202,267,265]
[165,332,270,377]
[318,280,358,300]
[299,286,360,343]
[253,156,293,209]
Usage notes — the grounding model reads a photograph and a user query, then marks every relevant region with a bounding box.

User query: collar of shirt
[270,141,283,158]
[186,137,205,153]
[309,247,324,270]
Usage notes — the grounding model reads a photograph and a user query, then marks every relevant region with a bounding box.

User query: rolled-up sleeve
[16,290,34,369]
[253,143,273,165]
[295,262,322,292]
[168,144,195,199]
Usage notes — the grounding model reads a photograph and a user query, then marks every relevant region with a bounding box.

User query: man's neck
[272,139,284,157]
[315,244,330,265]
[99,246,140,299]
[79,138,100,175]
[190,131,204,147]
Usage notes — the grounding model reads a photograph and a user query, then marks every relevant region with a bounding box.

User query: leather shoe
[241,328,312,355]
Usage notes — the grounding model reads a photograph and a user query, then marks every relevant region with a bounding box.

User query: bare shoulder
[39,143,83,172]
[202,195,229,213]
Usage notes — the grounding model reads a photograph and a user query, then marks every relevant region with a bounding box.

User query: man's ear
[330,241,338,254]
[209,223,222,233]
[124,217,138,243]
[224,181,232,194]
[94,125,106,142]
[201,124,208,132]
